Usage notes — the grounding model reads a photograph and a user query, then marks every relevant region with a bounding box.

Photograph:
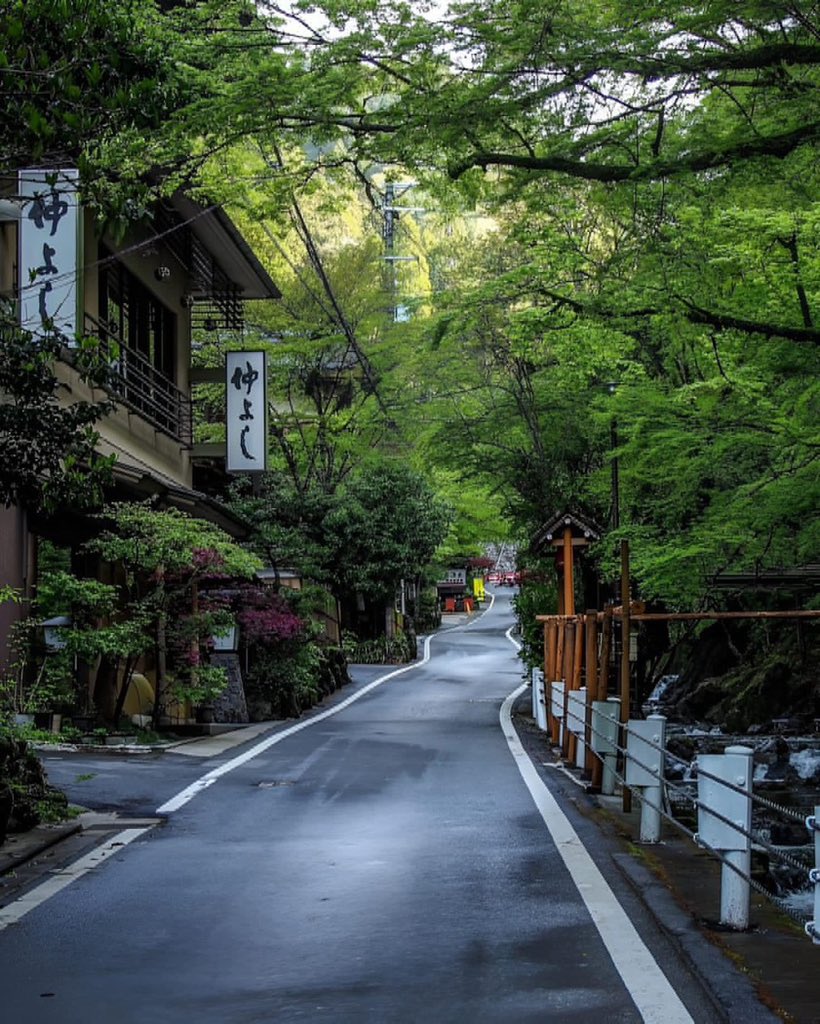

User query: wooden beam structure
[620,540,631,813]
[563,526,574,616]
[537,609,820,624]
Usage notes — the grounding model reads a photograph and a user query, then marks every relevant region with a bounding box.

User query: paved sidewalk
[165,720,281,758]
[512,708,817,1024]
[0,819,82,876]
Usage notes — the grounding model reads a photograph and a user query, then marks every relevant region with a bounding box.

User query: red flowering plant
[230,584,323,719]
[238,596,305,645]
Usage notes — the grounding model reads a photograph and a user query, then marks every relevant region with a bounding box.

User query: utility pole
[607,382,620,531]
[381,181,419,322]
[610,416,620,530]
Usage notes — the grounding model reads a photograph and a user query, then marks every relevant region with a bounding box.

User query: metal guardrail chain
[601,719,811,873]
[620,739,813,875]
[560,695,809,826]
[550,694,814,928]
[806,815,820,942]
[613,769,809,925]
[694,828,813,929]
[694,761,808,825]
[596,738,813,930]
[748,787,813,825]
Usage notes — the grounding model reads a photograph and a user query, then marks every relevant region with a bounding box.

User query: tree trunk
[151,568,167,728]
[111,654,136,726]
[93,654,120,723]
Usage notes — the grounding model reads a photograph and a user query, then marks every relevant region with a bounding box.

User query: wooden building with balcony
[0,174,280,658]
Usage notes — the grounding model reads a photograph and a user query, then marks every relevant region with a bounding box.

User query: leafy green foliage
[0,324,116,513]
[513,569,558,673]
[342,630,415,665]
[5,0,817,622]
[0,0,197,231]
[231,461,451,604]
[0,616,76,715]
[0,728,68,836]
[35,571,117,623]
[85,502,263,582]
[324,463,453,600]
[78,502,262,720]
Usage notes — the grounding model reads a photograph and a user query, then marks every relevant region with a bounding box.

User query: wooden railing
[82,314,192,445]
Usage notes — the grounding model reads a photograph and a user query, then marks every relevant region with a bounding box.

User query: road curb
[510,692,787,1024]
[611,850,781,1024]
[0,819,83,876]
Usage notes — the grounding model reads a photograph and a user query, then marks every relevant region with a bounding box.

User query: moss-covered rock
[661,624,819,732]
[0,730,67,840]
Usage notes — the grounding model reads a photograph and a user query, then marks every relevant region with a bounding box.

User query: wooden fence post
[562,619,575,760]
[584,611,598,778]
[621,540,632,813]
[598,607,612,702]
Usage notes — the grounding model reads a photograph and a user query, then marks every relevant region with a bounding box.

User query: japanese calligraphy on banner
[18,168,80,342]
[226,350,268,473]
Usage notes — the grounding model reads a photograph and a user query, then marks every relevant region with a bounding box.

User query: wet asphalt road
[1,592,732,1023]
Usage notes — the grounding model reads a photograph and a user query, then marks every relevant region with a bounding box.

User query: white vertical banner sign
[18,168,80,342]
[226,350,268,473]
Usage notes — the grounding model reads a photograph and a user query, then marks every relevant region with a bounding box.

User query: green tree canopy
[324,462,453,600]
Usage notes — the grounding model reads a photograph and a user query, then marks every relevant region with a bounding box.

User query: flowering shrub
[238,599,304,645]
[232,585,332,720]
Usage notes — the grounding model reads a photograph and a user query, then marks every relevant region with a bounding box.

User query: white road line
[155,632,436,813]
[156,593,498,814]
[0,827,151,931]
[501,628,693,1024]
[1,596,498,928]
[156,777,217,813]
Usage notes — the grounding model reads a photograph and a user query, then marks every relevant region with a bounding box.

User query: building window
[95,247,190,443]
[99,248,176,381]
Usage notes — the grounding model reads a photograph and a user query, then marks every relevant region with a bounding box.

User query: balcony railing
[83,314,192,445]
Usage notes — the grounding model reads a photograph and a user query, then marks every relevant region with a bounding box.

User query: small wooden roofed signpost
[532,511,601,617]
[530,512,601,766]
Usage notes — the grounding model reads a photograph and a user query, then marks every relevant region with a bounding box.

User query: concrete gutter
[0,819,82,875]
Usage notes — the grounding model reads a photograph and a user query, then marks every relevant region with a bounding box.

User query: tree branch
[681,302,820,344]
[448,122,819,182]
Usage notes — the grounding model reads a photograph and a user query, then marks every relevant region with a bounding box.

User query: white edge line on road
[500,630,693,1024]
[1,647,436,926]
[157,632,436,812]
[0,827,151,930]
[158,590,498,814]
[1,595,498,928]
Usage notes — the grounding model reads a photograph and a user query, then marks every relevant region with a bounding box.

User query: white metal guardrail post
[625,715,666,843]
[550,681,565,748]
[532,668,547,732]
[568,687,587,769]
[696,745,753,930]
[807,806,820,945]
[591,698,620,795]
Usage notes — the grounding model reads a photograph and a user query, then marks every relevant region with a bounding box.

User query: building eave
[170,193,281,300]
